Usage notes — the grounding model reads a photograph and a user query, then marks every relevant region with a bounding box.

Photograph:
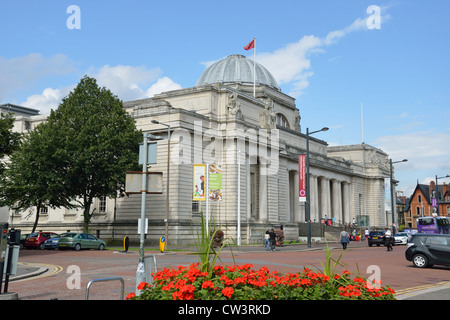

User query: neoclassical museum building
[3,54,394,244]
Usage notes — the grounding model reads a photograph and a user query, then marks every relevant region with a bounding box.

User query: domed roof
[196,54,280,91]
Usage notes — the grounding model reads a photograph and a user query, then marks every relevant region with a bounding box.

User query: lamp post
[389,159,408,233]
[151,120,171,248]
[435,174,450,216]
[136,132,162,294]
[306,127,328,248]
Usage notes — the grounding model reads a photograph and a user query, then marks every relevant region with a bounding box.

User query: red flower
[202,280,214,289]
[222,287,234,298]
[126,292,136,300]
[137,281,148,291]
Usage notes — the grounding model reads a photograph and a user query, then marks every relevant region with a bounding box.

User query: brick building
[404,181,450,229]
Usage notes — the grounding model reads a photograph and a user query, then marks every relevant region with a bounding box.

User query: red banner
[299,155,306,202]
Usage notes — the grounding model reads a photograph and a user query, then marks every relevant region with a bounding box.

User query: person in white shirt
[384,228,393,251]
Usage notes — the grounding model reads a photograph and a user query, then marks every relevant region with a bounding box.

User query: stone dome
[196,54,280,91]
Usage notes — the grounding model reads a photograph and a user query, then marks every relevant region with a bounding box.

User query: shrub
[274,228,284,246]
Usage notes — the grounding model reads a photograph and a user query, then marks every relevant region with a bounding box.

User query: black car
[368,230,385,247]
[405,234,450,268]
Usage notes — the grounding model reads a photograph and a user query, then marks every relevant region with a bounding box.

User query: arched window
[276,113,290,129]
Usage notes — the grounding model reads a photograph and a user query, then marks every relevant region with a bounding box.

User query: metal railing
[85,277,125,300]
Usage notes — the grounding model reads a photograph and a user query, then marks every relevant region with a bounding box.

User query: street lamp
[389,159,408,233]
[306,127,329,248]
[137,132,162,294]
[151,120,171,248]
[435,174,450,216]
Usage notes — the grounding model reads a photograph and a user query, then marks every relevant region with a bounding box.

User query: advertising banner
[193,164,206,201]
[299,155,306,202]
[209,164,222,202]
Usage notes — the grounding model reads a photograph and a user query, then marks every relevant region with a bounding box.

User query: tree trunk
[32,203,40,233]
[82,198,93,233]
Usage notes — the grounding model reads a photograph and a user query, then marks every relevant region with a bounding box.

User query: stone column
[293,171,299,222]
[259,164,268,222]
[311,175,319,222]
[246,155,251,221]
[320,177,328,220]
[331,179,342,223]
[342,182,351,225]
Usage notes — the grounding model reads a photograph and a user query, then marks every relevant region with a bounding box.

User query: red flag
[244,38,255,50]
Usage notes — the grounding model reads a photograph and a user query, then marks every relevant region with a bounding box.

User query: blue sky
[1,0,449,197]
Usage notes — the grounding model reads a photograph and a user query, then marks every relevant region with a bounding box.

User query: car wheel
[39,243,45,250]
[413,254,428,268]
[74,243,81,251]
[98,244,105,250]
[368,243,372,247]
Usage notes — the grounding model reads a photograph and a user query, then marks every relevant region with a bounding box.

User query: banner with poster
[299,155,306,202]
[193,164,206,201]
[209,164,222,202]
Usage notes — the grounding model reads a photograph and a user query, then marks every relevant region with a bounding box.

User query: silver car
[394,232,408,245]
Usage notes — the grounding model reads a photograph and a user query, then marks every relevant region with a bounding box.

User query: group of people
[264,229,276,251]
[340,227,394,251]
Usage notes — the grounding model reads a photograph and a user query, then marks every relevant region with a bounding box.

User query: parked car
[43,235,62,249]
[58,233,106,251]
[20,233,30,249]
[25,232,59,249]
[368,230,385,247]
[405,234,450,268]
[394,232,408,245]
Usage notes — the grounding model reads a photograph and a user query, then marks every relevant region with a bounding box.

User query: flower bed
[127,263,395,300]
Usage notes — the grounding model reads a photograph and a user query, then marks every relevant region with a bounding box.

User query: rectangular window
[98,196,107,213]
[192,201,199,213]
[40,206,48,215]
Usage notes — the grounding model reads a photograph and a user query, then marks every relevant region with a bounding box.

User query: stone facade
[3,55,393,245]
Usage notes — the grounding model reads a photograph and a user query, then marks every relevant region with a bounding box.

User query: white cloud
[374,132,450,171]
[20,64,182,114]
[22,86,73,114]
[145,77,182,97]
[92,64,162,101]
[0,53,76,102]
[255,8,390,97]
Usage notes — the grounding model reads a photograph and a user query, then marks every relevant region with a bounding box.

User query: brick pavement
[3,240,449,300]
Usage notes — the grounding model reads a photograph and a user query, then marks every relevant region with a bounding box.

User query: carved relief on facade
[226,92,243,120]
[294,109,301,132]
[260,98,276,129]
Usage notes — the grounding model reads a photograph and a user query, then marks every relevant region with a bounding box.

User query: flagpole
[253,37,256,98]
[361,102,364,144]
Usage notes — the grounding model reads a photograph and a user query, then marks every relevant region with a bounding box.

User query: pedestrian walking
[339,228,350,250]
[264,230,270,251]
[384,228,393,251]
[364,228,369,241]
[269,229,276,251]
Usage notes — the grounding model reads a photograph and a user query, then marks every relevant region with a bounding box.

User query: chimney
[443,182,449,199]
[430,181,437,199]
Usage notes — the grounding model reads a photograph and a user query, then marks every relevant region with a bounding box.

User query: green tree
[46,76,142,232]
[1,76,141,232]
[0,123,74,232]
[0,112,22,176]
